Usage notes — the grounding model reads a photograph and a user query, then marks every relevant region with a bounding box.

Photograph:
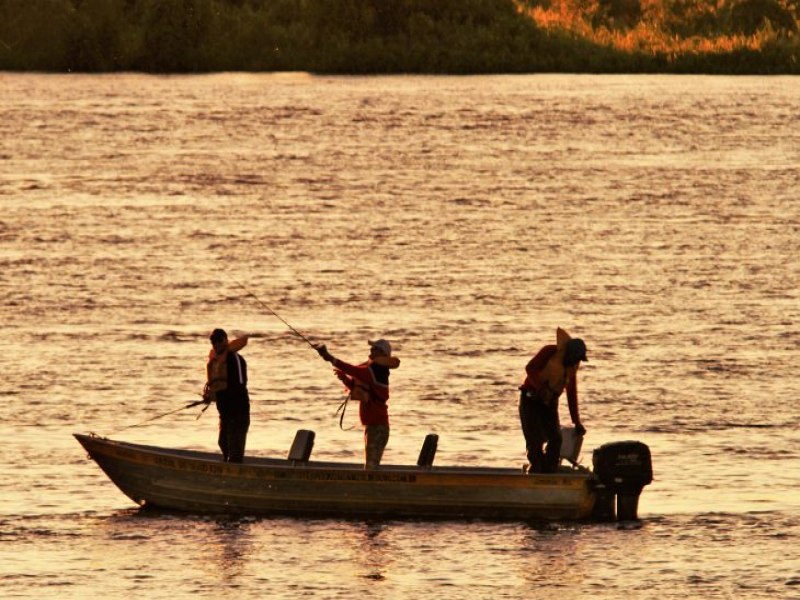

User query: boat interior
[85,430,590,477]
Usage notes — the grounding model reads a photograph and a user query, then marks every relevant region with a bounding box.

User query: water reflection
[92,509,257,588]
[517,522,587,587]
[204,517,255,581]
[353,521,391,582]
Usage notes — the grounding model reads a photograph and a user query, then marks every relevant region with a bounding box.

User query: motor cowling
[592,441,653,520]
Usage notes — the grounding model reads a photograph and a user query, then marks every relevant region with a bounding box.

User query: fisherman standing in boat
[316,339,400,469]
[519,328,588,474]
[204,328,250,463]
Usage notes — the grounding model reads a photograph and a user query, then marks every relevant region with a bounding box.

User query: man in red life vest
[316,339,400,469]
[204,328,250,463]
[519,328,588,473]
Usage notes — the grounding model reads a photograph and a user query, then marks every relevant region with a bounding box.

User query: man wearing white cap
[316,339,401,468]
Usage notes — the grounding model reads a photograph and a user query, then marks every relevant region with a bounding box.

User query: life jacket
[205,337,248,402]
[206,350,229,402]
[351,377,372,404]
[350,354,401,405]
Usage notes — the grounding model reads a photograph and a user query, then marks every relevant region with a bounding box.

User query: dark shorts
[218,413,250,463]
[519,390,562,473]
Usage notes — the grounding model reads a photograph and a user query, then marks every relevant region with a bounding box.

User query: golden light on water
[2,72,799,598]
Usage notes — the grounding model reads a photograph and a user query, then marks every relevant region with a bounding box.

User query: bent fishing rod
[230,280,355,429]
[231,279,318,351]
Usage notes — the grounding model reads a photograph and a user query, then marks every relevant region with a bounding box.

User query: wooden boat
[74,430,652,522]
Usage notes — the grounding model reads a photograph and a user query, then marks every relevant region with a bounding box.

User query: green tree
[136,0,215,72]
[729,0,798,35]
[0,0,73,69]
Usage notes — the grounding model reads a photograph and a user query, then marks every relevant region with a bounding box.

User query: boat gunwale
[74,432,594,480]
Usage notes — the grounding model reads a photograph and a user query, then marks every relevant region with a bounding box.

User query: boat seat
[417,433,438,468]
[287,429,315,464]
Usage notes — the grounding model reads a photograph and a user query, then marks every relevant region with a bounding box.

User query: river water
[1,73,799,599]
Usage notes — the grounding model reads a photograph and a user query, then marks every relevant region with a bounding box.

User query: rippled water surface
[1,73,799,599]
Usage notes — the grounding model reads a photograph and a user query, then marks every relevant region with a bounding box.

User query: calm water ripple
[1,73,799,599]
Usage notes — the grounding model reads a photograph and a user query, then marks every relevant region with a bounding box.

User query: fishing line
[104,399,208,436]
[229,278,353,429]
[335,393,355,431]
[99,281,315,439]
[231,279,318,350]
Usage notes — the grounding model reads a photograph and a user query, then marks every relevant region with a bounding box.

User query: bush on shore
[0,0,797,73]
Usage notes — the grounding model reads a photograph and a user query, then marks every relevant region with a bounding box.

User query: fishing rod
[230,279,352,428]
[105,399,209,436]
[100,280,320,438]
[231,279,318,351]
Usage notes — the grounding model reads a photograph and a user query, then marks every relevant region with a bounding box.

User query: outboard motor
[592,441,653,521]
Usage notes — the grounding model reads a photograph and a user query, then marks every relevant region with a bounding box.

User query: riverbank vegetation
[1,0,797,73]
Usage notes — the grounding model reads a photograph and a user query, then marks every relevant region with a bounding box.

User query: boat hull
[74,433,598,521]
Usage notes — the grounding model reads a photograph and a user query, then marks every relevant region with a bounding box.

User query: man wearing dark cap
[205,328,250,463]
[519,328,588,473]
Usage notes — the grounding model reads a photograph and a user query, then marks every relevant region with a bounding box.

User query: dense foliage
[521,0,799,72]
[0,0,797,73]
